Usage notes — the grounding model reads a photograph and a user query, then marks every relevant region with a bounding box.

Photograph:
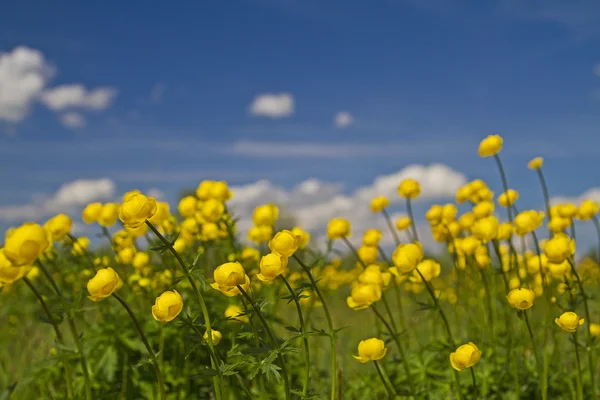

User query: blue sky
[1,0,600,246]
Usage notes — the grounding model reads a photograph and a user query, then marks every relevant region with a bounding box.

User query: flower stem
[470,368,478,400]
[240,297,268,400]
[280,275,311,398]
[593,216,600,263]
[341,236,366,268]
[22,277,74,400]
[523,311,545,400]
[236,285,291,400]
[112,294,166,400]
[573,333,584,400]
[382,208,401,246]
[493,155,513,222]
[293,254,338,400]
[374,361,397,399]
[406,198,419,242]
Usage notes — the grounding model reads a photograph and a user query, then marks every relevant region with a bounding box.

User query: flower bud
[353,338,387,363]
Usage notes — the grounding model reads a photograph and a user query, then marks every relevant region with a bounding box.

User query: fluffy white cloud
[0,178,116,222]
[249,93,294,118]
[0,47,53,122]
[229,164,466,247]
[551,187,600,205]
[60,112,86,129]
[40,84,117,111]
[334,111,353,128]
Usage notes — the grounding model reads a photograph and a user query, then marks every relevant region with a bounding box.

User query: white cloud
[0,47,53,122]
[40,84,117,111]
[249,93,294,118]
[147,188,165,199]
[334,111,353,128]
[60,112,86,129]
[551,187,600,205]
[0,178,115,222]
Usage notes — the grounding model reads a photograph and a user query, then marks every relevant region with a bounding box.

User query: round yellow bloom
[576,200,599,220]
[398,178,421,199]
[252,203,279,226]
[353,338,387,363]
[44,214,72,241]
[211,262,250,296]
[327,218,351,240]
[411,259,441,282]
[471,216,498,242]
[248,225,273,244]
[478,134,503,157]
[196,180,214,201]
[200,198,225,223]
[506,288,535,310]
[290,226,310,249]
[392,242,423,274]
[0,249,32,286]
[548,217,570,233]
[548,261,570,278]
[257,253,288,281]
[132,252,150,269]
[590,323,600,337]
[225,304,248,323]
[204,329,223,346]
[357,246,378,265]
[346,283,382,310]
[475,246,490,268]
[117,247,136,264]
[514,210,545,236]
[395,216,411,231]
[497,223,513,241]
[82,202,103,224]
[526,254,547,275]
[362,229,382,247]
[558,203,578,219]
[473,201,494,219]
[87,267,122,302]
[119,193,157,229]
[498,190,519,208]
[148,202,170,225]
[178,196,197,218]
[210,181,232,202]
[458,212,476,231]
[450,342,481,371]
[151,290,183,322]
[544,234,575,264]
[268,230,301,257]
[358,265,385,288]
[426,204,443,225]
[241,247,261,262]
[98,203,120,227]
[72,236,90,256]
[459,236,481,256]
[370,196,389,213]
[456,185,473,204]
[4,223,50,266]
[112,230,133,251]
[528,157,544,170]
[555,311,584,332]
[202,223,220,241]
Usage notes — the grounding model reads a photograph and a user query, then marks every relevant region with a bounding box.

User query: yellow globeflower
[72,236,90,256]
[327,218,351,240]
[528,157,544,170]
[98,203,120,227]
[450,342,481,371]
[576,200,599,220]
[473,201,494,219]
[498,189,519,208]
[4,223,50,266]
[209,181,232,202]
[458,212,476,231]
[268,230,301,257]
[555,311,584,332]
[506,288,535,310]
[225,304,248,323]
[425,204,443,225]
[497,223,513,241]
[210,262,250,297]
[471,216,498,242]
[257,253,288,281]
[544,233,575,264]
[82,202,103,224]
[357,245,379,265]
[558,203,578,219]
[196,180,215,201]
[120,193,157,229]
[370,196,390,213]
[358,265,385,288]
[148,202,170,225]
[456,185,472,204]
[247,225,273,244]
[151,290,183,322]
[362,229,383,247]
[514,210,545,236]
[252,203,279,226]
[478,134,503,157]
[346,283,382,310]
[87,267,122,302]
[459,236,481,256]
[353,338,387,363]
[132,252,150,269]
[200,198,225,223]
[204,329,223,346]
[590,323,600,337]
[391,242,423,274]
[395,216,411,231]
[291,226,310,249]
[0,249,32,286]
[178,196,197,218]
[201,223,220,241]
[398,178,421,199]
[410,259,441,282]
[116,247,136,264]
[44,214,73,241]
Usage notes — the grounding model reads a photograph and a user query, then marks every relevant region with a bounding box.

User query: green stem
[112,294,166,400]
[22,277,74,400]
[146,221,222,397]
[382,208,401,246]
[416,269,454,344]
[493,154,513,222]
[240,297,268,400]
[237,285,291,400]
[523,311,545,400]
[573,333,584,400]
[280,275,311,398]
[592,216,600,263]
[342,236,367,268]
[470,368,478,400]
[374,361,397,399]
[120,353,128,400]
[293,254,338,400]
[406,198,419,242]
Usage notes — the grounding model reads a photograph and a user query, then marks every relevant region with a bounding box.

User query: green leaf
[242,347,272,355]
[285,325,301,333]
[96,345,118,383]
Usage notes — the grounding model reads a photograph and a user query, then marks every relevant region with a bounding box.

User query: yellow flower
[358,265,386,288]
[357,245,379,265]
[458,212,476,231]
[456,185,473,204]
[98,203,120,227]
[224,304,248,323]
[178,196,197,218]
[498,190,519,208]
[119,193,157,229]
[353,338,387,363]
[247,225,273,244]
[506,288,535,310]
[471,216,498,242]
[200,198,225,223]
[363,229,382,247]
[528,157,544,170]
[410,259,441,282]
[151,290,183,322]
[209,181,232,202]
[459,236,481,256]
[450,342,481,371]
[196,180,215,200]
[204,329,223,346]
[132,252,150,269]
[514,210,545,236]
[291,226,311,249]
[327,218,351,240]
[257,253,288,281]
[558,203,578,219]
[395,216,411,231]
[0,249,32,286]
[426,204,443,225]
[398,178,421,199]
[112,230,133,251]
[544,233,575,264]
[370,196,390,213]
[241,247,261,262]
[555,311,584,332]
[87,267,122,302]
[473,201,494,219]
[526,254,547,275]
[391,242,423,274]
[253,203,279,226]
[4,223,50,266]
[211,262,250,297]
[116,247,136,264]
[201,223,221,241]
[576,200,599,220]
[590,323,600,337]
[497,223,513,241]
[346,283,382,310]
[269,230,301,257]
[125,223,148,238]
[148,202,170,225]
[82,202,103,224]
[72,236,90,256]
[548,217,570,233]
[44,214,73,241]
[475,246,490,268]
[478,134,503,157]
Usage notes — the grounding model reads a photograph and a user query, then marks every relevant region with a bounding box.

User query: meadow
[1,134,599,400]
